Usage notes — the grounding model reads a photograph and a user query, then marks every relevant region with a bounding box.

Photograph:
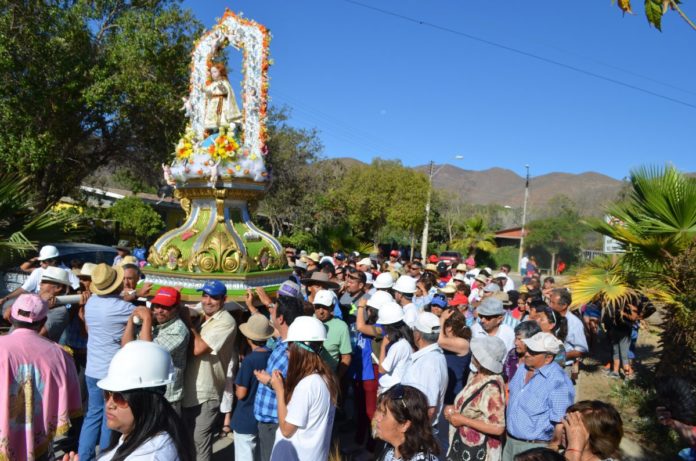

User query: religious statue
[203,62,242,132]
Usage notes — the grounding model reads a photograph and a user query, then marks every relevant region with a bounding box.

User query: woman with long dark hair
[374,384,440,461]
[96,341,194,461]
[535,307,568,366]
[269,316,340,461]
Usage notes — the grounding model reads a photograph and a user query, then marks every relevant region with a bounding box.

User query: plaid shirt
[506,361,575,441]
[144,317,189,403]
[254,338,289,423]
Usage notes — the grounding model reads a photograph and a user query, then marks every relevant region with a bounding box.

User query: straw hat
[90,263,125,295]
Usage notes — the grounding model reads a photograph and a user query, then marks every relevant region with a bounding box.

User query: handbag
[446,379,501,461]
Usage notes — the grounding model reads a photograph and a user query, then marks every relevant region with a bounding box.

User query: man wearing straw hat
[78,263,135,461]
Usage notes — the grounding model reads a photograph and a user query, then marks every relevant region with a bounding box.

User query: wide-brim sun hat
[90,263,125,296]
[240,314,275,341]
[470,336,506,374]
[300,272,339,290]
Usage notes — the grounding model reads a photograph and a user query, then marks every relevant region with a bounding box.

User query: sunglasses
[479,315,501,321]
[390,383,407,408]
[526,349,547,356]
[103,390,129,408]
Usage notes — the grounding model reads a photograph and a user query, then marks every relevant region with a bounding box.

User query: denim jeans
[78,376,112,461]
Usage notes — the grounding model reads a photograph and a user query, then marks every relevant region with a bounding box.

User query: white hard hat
[97,341,174,392]
[377,301,404,325]
[38,245,60,261]
[373,272,395,289]
[393,275,417,294]
[313,289,335,307]
[367,290,394,309]
[286,316,328,342]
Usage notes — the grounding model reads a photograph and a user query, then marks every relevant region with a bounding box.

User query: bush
[278,231,321,252]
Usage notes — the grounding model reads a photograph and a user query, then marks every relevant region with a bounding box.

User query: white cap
[286,316,328,342]
[98,341,174,392]
[41,266,70,286]
[294,259,308,270]
[367,290,394,309]
[523,332,564,355]
[38,245,60,261]
[414,312,440,334]
[320,256,336,266]
[313,289,335,307]
[357,257,372,267]
[377,301,404,325]
[483,283,501,293]
[495,272,508,279]
[393,275,417,294]
[374,272,395,289]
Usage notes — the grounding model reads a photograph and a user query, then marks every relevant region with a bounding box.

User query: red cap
[150,286,181,307]
[428,254,439,263]
[390,250,399,257]
[449,292,469,307]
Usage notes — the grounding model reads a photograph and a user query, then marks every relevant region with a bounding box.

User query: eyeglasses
[103,390,129,408]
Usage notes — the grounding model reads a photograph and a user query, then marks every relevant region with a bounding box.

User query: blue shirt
[254,339,289,423]
[84,294,134,379]
[232,348,271,434]
[506,361,575,441]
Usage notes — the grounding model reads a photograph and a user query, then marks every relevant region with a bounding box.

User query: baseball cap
[477,298,505,316]
[335,251,346,261]
[414,312,440,334]
[390,249,399,257]
[465,257,475,266]
[428,254,439,263]
[150,287,181,307]
[430,294,448,309]
[495,272,508,279]
[294,259,308,270]
[523,332,564,355]
[313,289,335,307]
[449,292,469,307]
[197,280,227,297]
[278,280,302,299]
[11,294,48,323]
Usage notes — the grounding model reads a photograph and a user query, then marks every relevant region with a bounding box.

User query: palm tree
[568,165,696,379]
[0,174,84,266]
[451,216,497,259]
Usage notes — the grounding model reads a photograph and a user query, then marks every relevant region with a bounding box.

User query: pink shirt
[0,328,81,461]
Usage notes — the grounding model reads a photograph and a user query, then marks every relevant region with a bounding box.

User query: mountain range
[336,158,625,215]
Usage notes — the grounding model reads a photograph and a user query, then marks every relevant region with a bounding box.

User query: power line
[342,0,696,111]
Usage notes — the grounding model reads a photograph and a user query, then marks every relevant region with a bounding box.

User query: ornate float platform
[144,10,289,300]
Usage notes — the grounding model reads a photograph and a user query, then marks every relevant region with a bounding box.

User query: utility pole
[518,164,530,272]
[420,161,435,259]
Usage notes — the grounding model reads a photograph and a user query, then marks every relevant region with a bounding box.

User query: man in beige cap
[78,263,135,460]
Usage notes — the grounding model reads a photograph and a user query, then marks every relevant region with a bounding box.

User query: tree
[525,197,586,273]
[0,1,202,207]
[569,165,696,383]
[451,216,497,259]
[256,107,347,237]
[616,0,696,31]
[335,159,428,245]
[108,196,164,246]
[0,174,85,266]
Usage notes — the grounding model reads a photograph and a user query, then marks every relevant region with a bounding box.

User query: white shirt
[271,374,335,461]
[378,338,413,392]
[21,265,80,292]
[401,343,448,428]
[98,433,179,461]
[402,302,419,328]
[502,276,515,292]
[470,322,515,354]
[564,311,589,365]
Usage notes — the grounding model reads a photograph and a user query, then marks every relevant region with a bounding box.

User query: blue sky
[183,0,695,179]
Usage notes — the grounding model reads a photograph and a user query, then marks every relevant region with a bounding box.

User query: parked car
[438,251,462,266]
[1,243,118,294]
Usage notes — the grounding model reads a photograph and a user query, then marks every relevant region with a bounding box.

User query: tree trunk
[551,252,556,276]
[410,229,415,261]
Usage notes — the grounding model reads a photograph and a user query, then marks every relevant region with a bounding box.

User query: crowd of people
[0,244,682,461]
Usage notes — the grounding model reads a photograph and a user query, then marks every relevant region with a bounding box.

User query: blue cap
[197,280,227,297]
[431,294,448,309]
